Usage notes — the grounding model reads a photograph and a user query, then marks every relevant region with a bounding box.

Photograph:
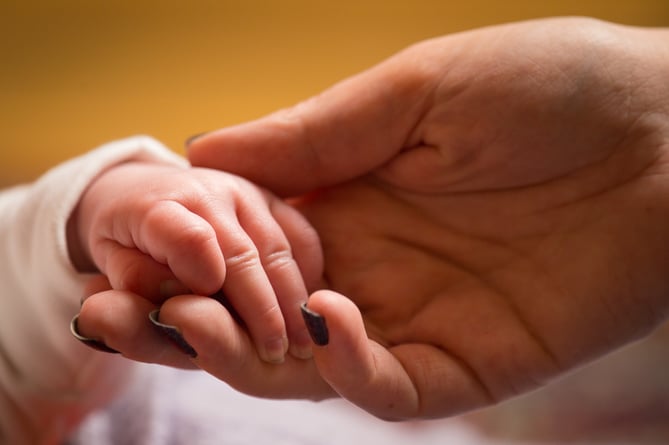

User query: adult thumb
[301,289,422,420]
[303,289,498,420]
[187,50,434,197]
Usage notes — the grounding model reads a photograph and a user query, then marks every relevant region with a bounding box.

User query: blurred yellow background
[1,0,668,186]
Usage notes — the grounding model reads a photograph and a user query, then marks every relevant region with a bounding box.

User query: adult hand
[188,17,669,419]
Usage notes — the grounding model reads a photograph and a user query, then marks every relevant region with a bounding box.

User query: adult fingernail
[300,303,329,346]
[148,309,198,358]
[70,314,120,354]
[184,132,208,149]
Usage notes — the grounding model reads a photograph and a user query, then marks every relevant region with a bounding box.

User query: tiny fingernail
[289,329,314,360]
[263,337,288,364]
[70,314,120,354]
[300,303,329,346]
[184,132,208,149]
[148,310,198,358]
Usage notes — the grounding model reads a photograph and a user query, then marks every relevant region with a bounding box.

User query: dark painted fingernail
[70,314,120,354]
[148,310,198,358]
[184,132,208,149]
[300,303,329,346]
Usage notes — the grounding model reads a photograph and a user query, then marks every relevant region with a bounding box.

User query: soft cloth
[69,364,489,445]
[0,136,186,444]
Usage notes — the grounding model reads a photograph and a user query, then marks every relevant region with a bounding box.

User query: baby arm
[71,161,323,364]
[0,136,188,444]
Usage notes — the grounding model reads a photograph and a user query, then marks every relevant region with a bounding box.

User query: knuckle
[173,222,217,250]
[143,201,218,251]
[224,247,261,273]
[256,302,283,325]
[262,246,296,272]
[140,200,174,230]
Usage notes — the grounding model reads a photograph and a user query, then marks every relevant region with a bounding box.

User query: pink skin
[79,18,669,420]
[69,162,323,365]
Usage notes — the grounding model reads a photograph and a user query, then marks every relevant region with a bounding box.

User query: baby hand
[70,162,323,363]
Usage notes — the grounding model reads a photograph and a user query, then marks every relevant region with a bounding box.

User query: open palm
[189,17,669,419]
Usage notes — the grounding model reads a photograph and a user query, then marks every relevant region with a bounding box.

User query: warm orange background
[2,1,668,186]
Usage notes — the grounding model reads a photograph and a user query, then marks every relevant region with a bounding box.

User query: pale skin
[77,17,669,420]
[70,163,323,365]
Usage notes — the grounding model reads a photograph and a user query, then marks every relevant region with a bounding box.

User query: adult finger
[77,290,196,369]
[187,47,436,197]
[158,295,335,399]
[305,290,493,420]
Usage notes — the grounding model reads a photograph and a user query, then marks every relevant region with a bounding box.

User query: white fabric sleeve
[0,136,188,444]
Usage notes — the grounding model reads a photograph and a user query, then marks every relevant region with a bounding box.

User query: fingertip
[304,290,422,420]
[159,295,250,364]
[287,327,315,360]
[160,295,294,374]
[300,302,329,346]
[79,290,196,368]
[261,336,289,364]
[186,127,239,169]
[304,290,374,378]
[183,131,210,150]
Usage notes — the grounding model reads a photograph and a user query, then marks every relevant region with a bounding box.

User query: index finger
[158,294,335,399]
